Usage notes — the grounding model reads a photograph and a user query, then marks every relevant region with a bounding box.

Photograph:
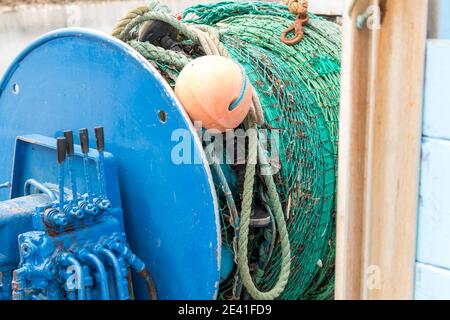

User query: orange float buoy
[175,55,253,132]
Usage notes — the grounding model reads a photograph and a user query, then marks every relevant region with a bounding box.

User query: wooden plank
[415,263,450,300]
[336,0,428,300]
[417,138,450,270]
[423,40,450,140]
[336,0,373,300]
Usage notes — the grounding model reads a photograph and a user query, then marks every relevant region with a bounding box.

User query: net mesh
[182,2,341,300]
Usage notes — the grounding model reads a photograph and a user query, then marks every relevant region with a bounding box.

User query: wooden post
[336,0,428,300]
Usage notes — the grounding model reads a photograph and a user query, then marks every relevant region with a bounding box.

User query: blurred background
[0,0,343,76]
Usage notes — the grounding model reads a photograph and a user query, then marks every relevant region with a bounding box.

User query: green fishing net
[121,1,341,300]
[182,2,341,300]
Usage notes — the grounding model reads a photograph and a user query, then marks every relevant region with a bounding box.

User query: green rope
[129,40,191,69]
[112,5,150,38]
[118,11,199,43]
[238,122,291,300]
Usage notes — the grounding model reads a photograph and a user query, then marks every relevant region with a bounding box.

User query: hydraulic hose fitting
[79,200,99,216]
[43,208,69,228]
[105,238,157,300]
[94,198,111,212]
[69,206,84,220]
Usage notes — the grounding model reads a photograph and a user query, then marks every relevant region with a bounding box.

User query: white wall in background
[309,0,344,15]
[415,40,450,300]
[0,0,343,77]
[0,1,189,76]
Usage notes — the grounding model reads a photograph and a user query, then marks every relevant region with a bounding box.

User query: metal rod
[24,179,57,202]
[94,127,107,199]
[97,247,129,300]
[64,254,86,301]
[0,182,10,190]
[64,130,79,205]
[79,129,93,204]
[79,251,110,300]
[56,137,67,213]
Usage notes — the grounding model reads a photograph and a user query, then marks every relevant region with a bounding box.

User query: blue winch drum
[0,29,222,300]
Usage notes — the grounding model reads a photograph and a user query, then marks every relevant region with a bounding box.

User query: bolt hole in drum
[12,83,20,95]
[158,110,168,123]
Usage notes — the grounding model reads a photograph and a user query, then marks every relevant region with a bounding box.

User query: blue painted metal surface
[0,28,220,299]
[1,134,137,300]
[11,135,123,223]
[0,194,49,272]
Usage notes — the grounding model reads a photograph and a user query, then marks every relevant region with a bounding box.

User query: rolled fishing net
[114,1,341,300]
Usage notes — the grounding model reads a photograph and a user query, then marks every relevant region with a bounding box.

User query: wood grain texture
[336,0,428,300]
[336,0,373,300]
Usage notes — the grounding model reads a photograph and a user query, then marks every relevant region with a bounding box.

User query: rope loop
[119,11,199,44]
[236,119,292,300]
[112,5,150,39]
[281,0,309,46]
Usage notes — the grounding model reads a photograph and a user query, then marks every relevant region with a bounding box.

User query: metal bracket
[348,0,383,30]
[356,4,382,30]
[0,182,10,189]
